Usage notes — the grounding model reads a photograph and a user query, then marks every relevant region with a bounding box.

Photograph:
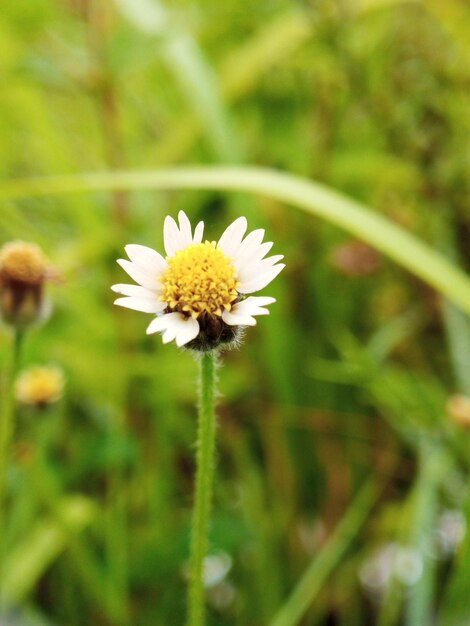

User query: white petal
[146,315,173,335]
[117,259,161,290]
[193,221,204,244]
[162,328,178,344]
[125,244,167,274]
[257,254,284,268]
[234,241,274,273]
[178,211,193,247]
[238,255,284,284]
[114,297,166,314]
[164,216,182,256]
[174,317,200,347]
[217,217,248,257]
[222,302,256,326]
[235,229,265,257]
[222,311,257,326]
[222,296,276,326]
[111,283,161,297]
[146,312,200,347]
[239,264,285,294]
[242,296,276,308]
[240,228,264,247]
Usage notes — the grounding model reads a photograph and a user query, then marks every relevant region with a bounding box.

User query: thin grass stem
[405,440,448,626]
[0,331,22,462]
[269,478,379,626]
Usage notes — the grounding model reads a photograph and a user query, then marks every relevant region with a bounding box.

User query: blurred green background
[2,0,470,625]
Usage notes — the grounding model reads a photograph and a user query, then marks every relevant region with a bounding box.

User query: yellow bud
[15,365,65,408]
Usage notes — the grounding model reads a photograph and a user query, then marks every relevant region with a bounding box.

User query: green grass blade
[438,484,470,626]
[2,496,96,604]
[152,8,311,165]
[268,479,378,626]
[405,441,449,626]
[114,0,242,163]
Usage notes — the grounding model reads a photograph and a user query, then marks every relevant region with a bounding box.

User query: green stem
[0,328,24,485]
[0,327,24,603]
[105,419,130,625]
[0,329,24,458]
[187,351,217,626]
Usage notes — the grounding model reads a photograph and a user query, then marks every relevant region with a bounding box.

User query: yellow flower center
[160,242,239,318]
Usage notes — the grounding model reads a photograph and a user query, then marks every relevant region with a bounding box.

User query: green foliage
[1,1,470,625]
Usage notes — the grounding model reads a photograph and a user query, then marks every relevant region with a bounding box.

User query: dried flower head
[15,365,65,408]
[0,241,51,327]
[329,240,380,277]
[112,211,285,350]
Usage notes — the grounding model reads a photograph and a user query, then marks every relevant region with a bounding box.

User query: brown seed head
[0,241,51,327]
[0,241,48,285]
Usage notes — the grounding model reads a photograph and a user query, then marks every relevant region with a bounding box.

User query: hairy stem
[187,351,217,626]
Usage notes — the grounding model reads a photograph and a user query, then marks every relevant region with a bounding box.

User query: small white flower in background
[359,542,423,600]
[112,211,284,350]
[435,509,466,557]
[203,551,232,588]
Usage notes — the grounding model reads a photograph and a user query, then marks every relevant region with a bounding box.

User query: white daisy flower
[112,211,285,350]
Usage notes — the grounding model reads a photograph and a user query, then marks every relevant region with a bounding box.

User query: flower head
[112,211,284,350]
[15,365,65,408]
[0,241,52,328]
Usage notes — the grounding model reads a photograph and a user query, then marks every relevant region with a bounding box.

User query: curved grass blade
[2,166,470,315]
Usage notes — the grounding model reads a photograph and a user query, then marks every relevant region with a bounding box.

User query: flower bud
[15,365,65,409]
[446,394,470,429]
[0,241,51,328]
